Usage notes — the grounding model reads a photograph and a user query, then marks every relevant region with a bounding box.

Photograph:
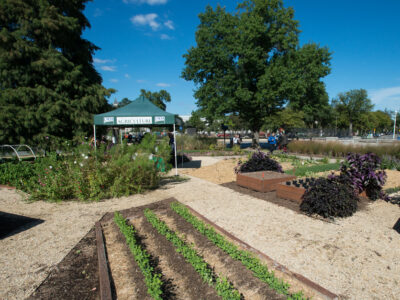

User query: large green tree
[182,0,331,146]
[0,0,114,145]
[332,89,374,136]
[139,89,171,111]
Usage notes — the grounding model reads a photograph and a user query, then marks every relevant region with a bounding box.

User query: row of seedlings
[170,202,306,300]
[143,208,241,300]
[114,212,163,300]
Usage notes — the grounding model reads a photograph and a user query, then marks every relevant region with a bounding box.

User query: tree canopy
[0,0,114,146]
[182,0,331,144]
[332,89,374,136]
[139,89,171,111]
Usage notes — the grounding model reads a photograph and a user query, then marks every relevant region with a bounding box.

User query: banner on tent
[116,117,152,125]
[155,116,165,124]
[103,117,114,124]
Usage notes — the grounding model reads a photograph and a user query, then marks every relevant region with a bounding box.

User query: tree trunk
[252,131,260,148]
[349,122,353,137]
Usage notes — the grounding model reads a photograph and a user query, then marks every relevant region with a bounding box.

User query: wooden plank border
[184,204,339,300]
[95,221,113,300]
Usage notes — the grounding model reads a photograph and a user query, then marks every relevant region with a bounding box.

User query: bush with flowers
[0,134,172,201]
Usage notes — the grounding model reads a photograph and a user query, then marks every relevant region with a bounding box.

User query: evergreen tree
[0,0,114,146]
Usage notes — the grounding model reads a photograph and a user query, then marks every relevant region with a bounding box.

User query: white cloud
[137,79,146,83]
[164,20,174,30]
[110,79,119,83]
[131,14,160,30]
[123,0,168,5]
[156,82,171,87]
[124,73,130,78]
[160,34,172,40]
[93,8,103,17]
[94,58,114,64]
[100,66,117,72]
[370,86,400,104]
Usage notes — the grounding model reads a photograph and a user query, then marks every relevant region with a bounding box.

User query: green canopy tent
[93,95,181,175]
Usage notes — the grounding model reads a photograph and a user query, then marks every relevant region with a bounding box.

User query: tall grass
[176,135,218,150]
[288,141,400,159]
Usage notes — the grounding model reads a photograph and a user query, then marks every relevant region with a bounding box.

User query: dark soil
[28,228,100,300]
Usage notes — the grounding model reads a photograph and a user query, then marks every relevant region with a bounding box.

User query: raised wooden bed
[275,183,306,204]
[236,171,296,192]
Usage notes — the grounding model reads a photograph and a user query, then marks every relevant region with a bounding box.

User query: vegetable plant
[114,212,163,300]
[144,209,241,300]
[170,202,305,300]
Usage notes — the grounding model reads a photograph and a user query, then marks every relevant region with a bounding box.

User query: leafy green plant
[114,212,163,299]
[285,163,341,177]
[300,177,358,219]
[1,134,171,202]
[170,202,305,300]
[235,150,283,173]
[144,209,241,300]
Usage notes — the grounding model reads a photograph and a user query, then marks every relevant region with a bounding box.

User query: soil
[99,199,292,299]
[28,228,100,300]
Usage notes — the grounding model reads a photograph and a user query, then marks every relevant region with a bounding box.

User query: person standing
[267,132,277,153]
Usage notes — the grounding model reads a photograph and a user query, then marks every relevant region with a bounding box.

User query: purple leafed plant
[234,150,283,174]
[330,153,389,201]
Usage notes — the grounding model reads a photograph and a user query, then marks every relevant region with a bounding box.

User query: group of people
[267,132,288,153]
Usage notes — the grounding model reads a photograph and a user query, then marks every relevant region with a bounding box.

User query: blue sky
[83,0,400,116]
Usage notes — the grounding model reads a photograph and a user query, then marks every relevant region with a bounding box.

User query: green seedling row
[114,212,163,300]
[143,208,241,300]
[170,202,306,300]
[285,162,341,177]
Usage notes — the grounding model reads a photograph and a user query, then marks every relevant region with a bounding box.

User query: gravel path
[1,156,399,299]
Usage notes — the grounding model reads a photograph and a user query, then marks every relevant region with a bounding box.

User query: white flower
[85,156,88,159]
[80,163,83,167]
[301,161,304,165]
[49,166,53,169]
[149,154,153,160]
[81,153,85,157]
[74,161,77,164]
[155,146,158,152]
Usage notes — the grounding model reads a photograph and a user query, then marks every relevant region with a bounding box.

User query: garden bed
[236,171,296,192]
[28,198,338,300]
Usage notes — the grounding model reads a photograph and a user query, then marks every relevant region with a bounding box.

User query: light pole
[393,110,397,140]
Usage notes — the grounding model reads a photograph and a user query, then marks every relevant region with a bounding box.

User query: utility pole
[393,110,397,140]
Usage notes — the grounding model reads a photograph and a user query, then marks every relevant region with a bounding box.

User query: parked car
[217,132,231,138]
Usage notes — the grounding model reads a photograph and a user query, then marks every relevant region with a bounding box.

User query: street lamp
[393,110,397,140]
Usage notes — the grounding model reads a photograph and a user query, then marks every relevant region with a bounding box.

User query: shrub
[235,150,283,173]
[1,134,171,201]
[300,177,358,218]
[338,153,388,201]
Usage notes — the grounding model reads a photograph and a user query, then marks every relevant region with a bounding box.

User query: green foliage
[140,89,171,111]
[285,163,341,177]
[182,0,331,146]
[332,89,374,136]
[264,108,305,131]
[185,110,206,131]
[0,134,171,201]
[176,135,217,150]
[114,212,163,300]
[170,202,305,300]
[300,177,358,219]
[0,0,114,145]
[144,209,241,300]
